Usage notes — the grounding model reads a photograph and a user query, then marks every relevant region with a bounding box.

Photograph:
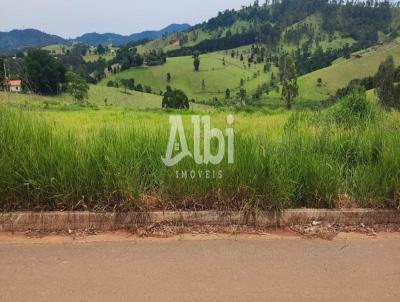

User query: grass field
[100,50,277,101]
[0,90,399,212]
[0,85,163,109]
[42,44,72,55]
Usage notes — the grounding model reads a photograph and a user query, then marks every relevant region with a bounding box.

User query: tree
[136,84,143,92]
[237,88,247,106]
[0,57,4,90]
[24,49,66,95]
[120,79,130,93]
[162,86,190,109]
[167,72,171,82]
[225,88,231,99]
[193,52,200,72]
[119,78,135,93]
[66,71,89,103]
[279,54,298,110]
[343,43,351,59]
[375,56,399,109]
[97,44,106,55]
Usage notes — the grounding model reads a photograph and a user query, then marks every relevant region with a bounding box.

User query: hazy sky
[1,0,252,38]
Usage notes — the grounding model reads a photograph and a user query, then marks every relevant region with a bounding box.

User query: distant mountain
[75,23,191,46]
[0,24,191,52]
[0,29,66,52]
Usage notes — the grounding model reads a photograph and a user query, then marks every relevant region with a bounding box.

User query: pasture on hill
[100,37,400,107]
[99,49,277,101]
[42,44,71,55]
[298,38,400,101]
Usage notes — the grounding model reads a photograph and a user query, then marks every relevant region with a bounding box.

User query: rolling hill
[0,29,66,52]
[75,24,191,46]
[99,48,277,101]
[99,36,400,106]
[298,38,400,101]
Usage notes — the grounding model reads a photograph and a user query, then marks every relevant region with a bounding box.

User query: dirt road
[0,233,399,302]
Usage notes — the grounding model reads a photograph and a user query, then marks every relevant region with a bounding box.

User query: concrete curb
[0,209,399,232]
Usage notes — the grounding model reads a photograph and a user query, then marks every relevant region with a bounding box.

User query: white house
[6,80,22,92]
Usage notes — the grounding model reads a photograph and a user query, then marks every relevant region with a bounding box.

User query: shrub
[162,87,189,109]
[329,90,379,127]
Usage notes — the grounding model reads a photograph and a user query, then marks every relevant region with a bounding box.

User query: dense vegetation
[169,0,396,56]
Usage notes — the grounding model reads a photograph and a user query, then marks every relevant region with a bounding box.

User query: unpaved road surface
[0,233,399,302]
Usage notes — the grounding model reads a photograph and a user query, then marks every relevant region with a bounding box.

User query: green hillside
[99,37,400,105]
[42,44,72,55]
[279,13,356,53]
[99,49,277,101]
[298,38,400,101]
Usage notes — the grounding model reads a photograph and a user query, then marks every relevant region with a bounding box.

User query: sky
[1,0,253,38]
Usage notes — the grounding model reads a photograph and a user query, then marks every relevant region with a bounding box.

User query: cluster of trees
[59,51,107,83]
[162,86,190,109]
[321,0,392,47]
[24,49,66,95]
[144,49,167,66]
[283,23,315,46]
[174,0,397,58]
[16,49,89,102]
[0,49,89,102]
[107,78,152,94]
[294,43,354,75]
[167,32,257,57]
[110,44,143,71]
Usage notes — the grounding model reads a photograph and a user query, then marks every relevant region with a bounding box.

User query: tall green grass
[0,97,399,212]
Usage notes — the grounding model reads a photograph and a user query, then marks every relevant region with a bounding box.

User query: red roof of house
[7,80,22,86]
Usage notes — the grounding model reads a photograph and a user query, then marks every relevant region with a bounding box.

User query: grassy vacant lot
[0,91,399,212]
[99,50,277,101]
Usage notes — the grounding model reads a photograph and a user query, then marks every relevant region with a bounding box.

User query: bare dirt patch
[1,222,400,245]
